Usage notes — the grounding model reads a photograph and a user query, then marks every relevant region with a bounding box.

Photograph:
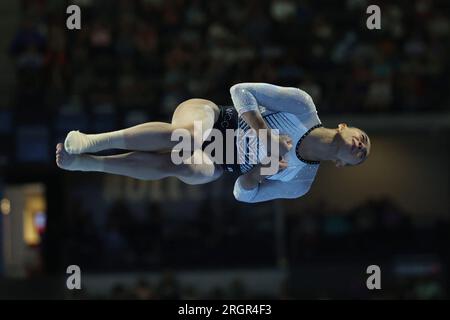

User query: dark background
[0,0,449,299]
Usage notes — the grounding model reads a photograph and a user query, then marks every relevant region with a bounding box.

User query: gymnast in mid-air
[56,82,371,203]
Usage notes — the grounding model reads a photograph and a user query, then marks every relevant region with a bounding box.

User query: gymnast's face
[334,123,370,167]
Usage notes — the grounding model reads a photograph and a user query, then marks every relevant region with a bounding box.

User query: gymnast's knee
[178,163,219,185]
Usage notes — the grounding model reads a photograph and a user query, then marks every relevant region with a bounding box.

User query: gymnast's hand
[239,158,288,190]
[278,134,293,157]
[271,157,289,174]
[266,132,292,159]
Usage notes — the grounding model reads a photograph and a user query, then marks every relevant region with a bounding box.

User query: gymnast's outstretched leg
[56,143,222,185]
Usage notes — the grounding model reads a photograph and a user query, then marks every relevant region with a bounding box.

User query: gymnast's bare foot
[56,143,78,170]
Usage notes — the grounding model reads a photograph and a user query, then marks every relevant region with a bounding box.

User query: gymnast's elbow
[233,191,250,203]
[233,190,271,204]
[233,188,257,203]
[233,188,310,203]
[229,83,249,96]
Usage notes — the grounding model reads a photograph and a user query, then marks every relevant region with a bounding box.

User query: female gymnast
[56,82,371,203]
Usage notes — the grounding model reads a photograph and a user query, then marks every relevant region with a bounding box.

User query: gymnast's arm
[233,173,310,203]
[232,160,301,203]
[235,166,264,193]
[229,82,317,118]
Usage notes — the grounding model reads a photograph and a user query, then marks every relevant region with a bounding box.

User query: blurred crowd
[285,197,449,261]
[62,194,450,269]
[58,194,450,299]
[63,195,276,271]
[8,0,450,127]
[69,272,256,300]
[67,269,448,300]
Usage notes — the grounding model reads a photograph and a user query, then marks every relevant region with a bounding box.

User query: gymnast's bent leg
[64,99,219,154]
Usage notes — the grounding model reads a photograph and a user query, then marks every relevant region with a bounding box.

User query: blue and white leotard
[229,82,322,203]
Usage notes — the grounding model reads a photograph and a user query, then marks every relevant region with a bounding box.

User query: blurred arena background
[0,0,449,300]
